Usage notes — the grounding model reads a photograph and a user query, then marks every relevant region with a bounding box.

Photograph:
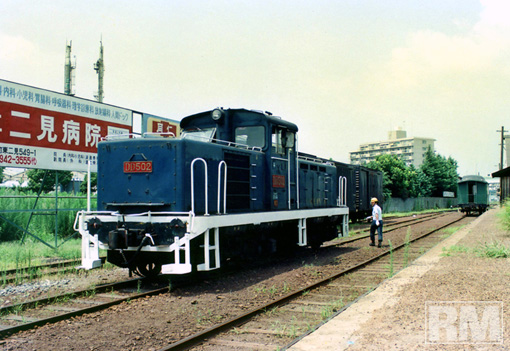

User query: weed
[476,241,510,258]
[321,298,344,320]
[441,245,470,257]
[387,240,394,278]
[263,307,279,316]
[403,228,411,268]
[12,304,24,316]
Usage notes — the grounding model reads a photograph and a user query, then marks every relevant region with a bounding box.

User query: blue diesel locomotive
[75,108,379,277]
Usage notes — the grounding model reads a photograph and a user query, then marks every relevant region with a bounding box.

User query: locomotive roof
[181,108,298,132]
[458,175,487,184]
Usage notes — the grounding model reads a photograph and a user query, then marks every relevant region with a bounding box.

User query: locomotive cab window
[272,128,295,156]
[235,126,265,149]
[181,127,216,142]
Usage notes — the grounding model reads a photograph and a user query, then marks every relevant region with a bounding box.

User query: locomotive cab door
[270,127,297,210]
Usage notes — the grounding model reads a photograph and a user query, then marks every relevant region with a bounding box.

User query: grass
[0,188,95,242]
[0,187,97,277]
[441,244,470,257]
[441,241,510,259]
[0,238,83,271]
[475,241,510,258]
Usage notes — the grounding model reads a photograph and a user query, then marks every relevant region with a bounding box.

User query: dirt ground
[0,212,468,351]
[289,208,510,351]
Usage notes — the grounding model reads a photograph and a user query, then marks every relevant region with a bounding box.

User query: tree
[0,167,3,183]
[366,149,459,199]
[419,147,459,197]
[80,173,98,194]
[367,154,418,199]
[26,169,73,193]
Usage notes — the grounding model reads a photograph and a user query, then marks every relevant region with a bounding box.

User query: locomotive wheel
[136,261,162,278]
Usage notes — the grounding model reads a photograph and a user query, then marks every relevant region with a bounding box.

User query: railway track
[334,211,453,247]
[0,277,168,338]
[156,212,470,350]
[0,212,446,286]
[0,211,470,349]
[0,257,107,286]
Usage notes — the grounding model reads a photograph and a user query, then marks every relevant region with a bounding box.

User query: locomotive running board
[162,207,349,274]
[76,207,349,273]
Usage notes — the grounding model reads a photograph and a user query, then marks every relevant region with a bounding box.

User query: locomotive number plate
[272,174,285,188]
[123,161,153,173]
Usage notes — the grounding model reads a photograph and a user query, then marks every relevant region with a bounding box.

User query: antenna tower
[94,39,105,103]
[64,40,76,95]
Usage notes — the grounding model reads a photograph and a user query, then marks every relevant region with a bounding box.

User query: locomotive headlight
[211,108,223,121]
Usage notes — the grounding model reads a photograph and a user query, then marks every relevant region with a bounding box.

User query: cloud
[0,33,62,91]
[0,33,36,61]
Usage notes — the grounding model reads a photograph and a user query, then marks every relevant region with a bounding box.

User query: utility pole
[497,126,508,169]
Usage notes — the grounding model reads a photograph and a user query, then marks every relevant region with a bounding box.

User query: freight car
[457,175,489,215]
[297,154,383,222]
[75,108,379,277]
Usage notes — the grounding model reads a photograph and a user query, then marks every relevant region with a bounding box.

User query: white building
[350,128,435,168]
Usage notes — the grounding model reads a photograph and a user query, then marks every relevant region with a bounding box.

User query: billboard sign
[0,79,132,172]
[142,113,180,137]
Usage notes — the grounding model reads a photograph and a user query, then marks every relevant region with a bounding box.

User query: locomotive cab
[181,108,299,212]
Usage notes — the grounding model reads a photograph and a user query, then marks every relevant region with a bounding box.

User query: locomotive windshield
[181,127,216,142]
[235,126,265,149]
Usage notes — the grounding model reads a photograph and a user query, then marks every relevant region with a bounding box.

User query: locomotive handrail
[182,134,263,152]
[297,155,334,165]
[338,176,347,206]
[191,158,209,215]
[122,211,191,217]
[296,137,300,209]
[288,151,292,210]
[217,161,227,214]
[101,133,140,141]
[142,132,176,138]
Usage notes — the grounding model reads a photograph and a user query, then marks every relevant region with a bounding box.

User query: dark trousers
[370,220,383,242]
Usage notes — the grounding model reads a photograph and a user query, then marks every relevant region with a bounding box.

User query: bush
[499,199,510,231]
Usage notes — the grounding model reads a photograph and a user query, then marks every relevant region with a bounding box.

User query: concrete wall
[384,197,458,213]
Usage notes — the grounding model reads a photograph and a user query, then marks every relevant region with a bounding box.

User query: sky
[1,0,509,177]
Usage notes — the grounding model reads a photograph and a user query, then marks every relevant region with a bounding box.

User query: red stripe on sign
[0,101,130,152]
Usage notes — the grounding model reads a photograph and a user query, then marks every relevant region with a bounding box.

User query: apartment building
[350,128,435,167]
